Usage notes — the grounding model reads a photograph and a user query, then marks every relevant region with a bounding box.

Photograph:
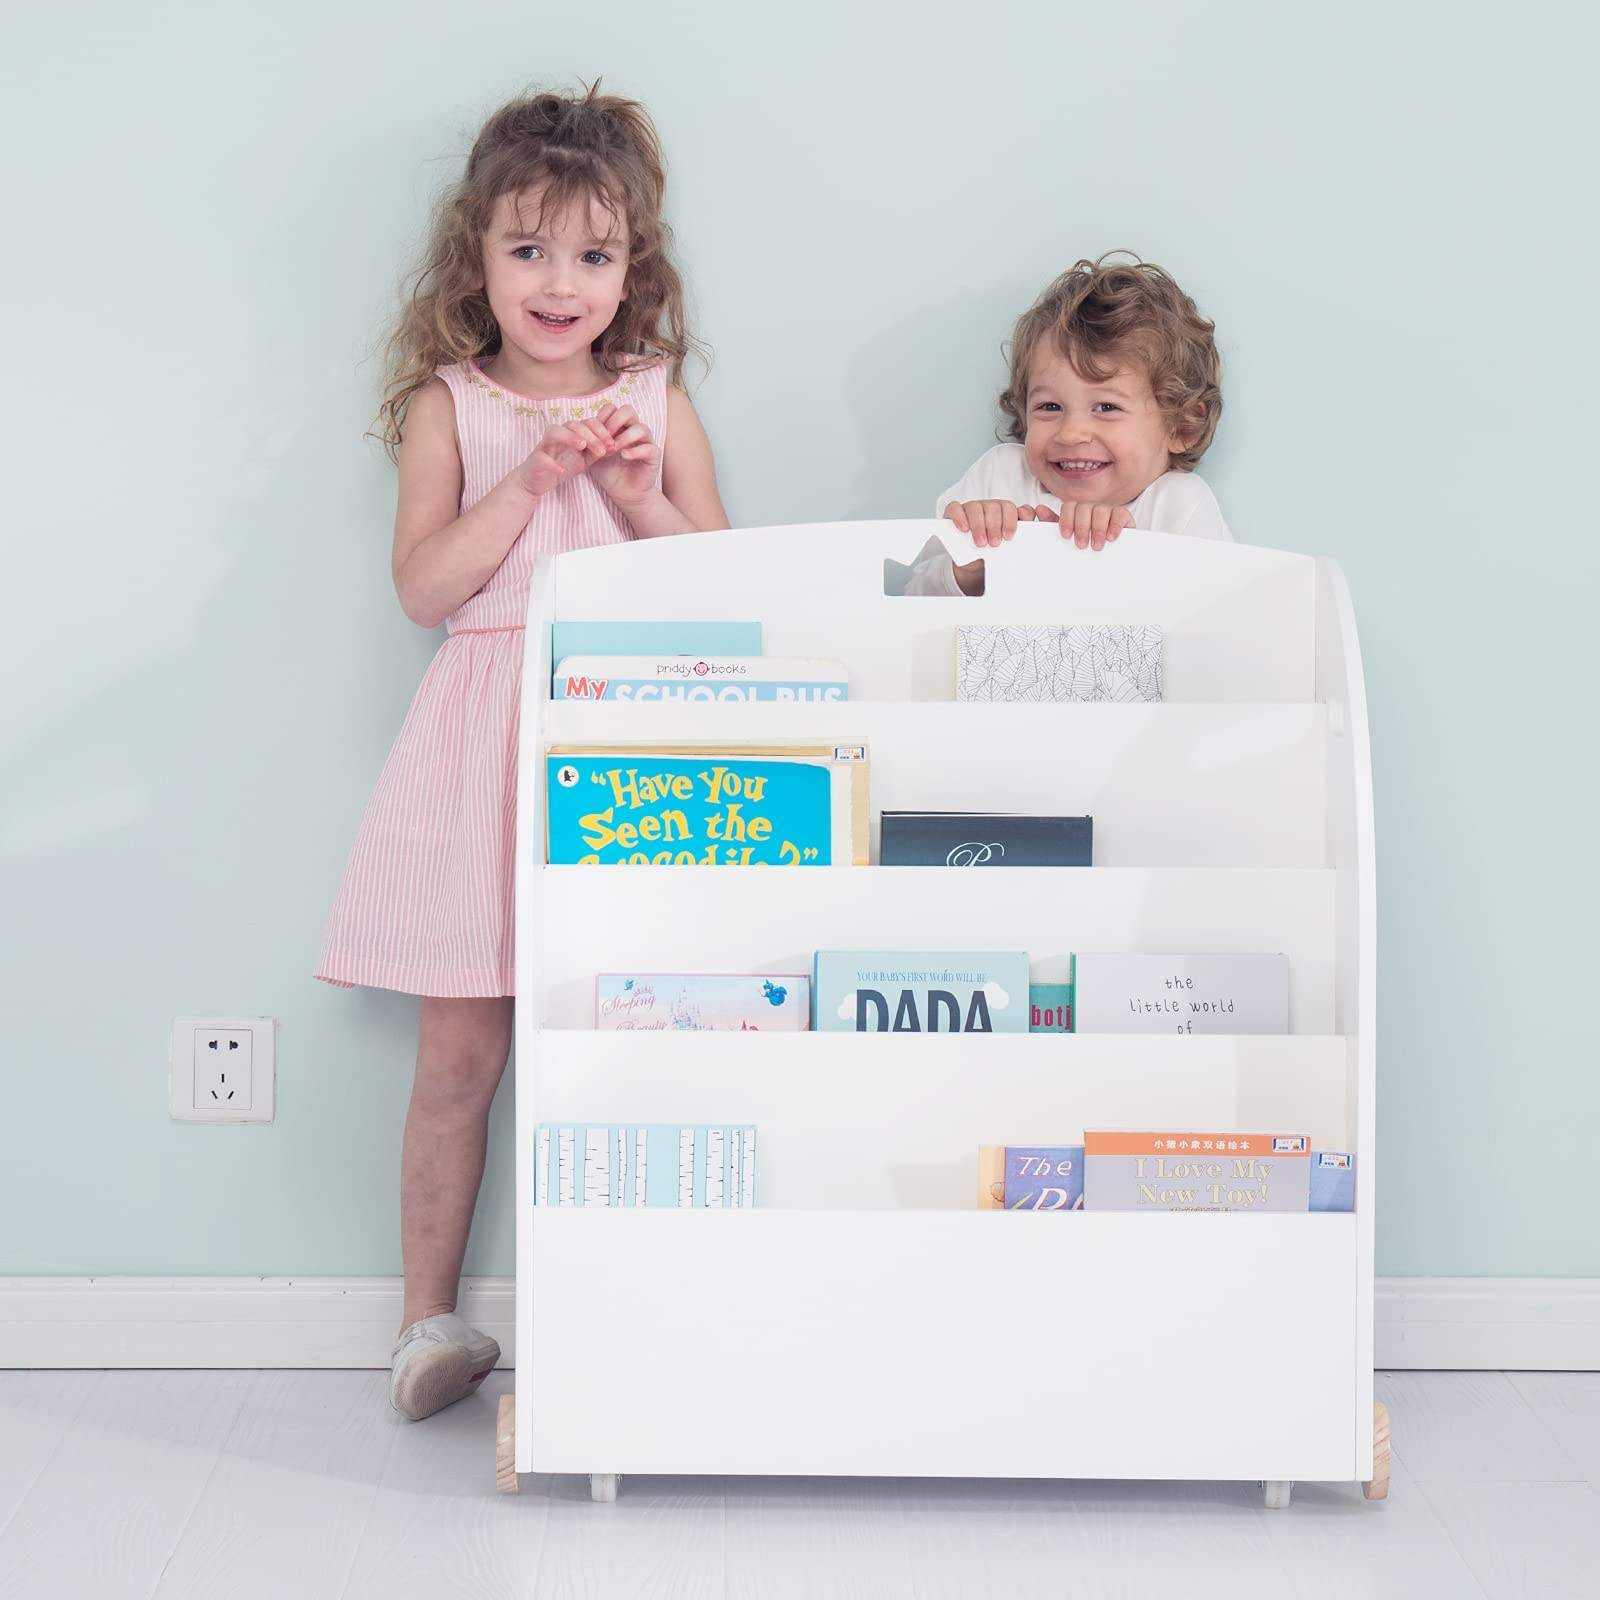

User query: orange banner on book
[1084,1132,1310,1158]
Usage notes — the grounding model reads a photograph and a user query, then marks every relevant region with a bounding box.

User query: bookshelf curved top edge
[546,519,1313,611]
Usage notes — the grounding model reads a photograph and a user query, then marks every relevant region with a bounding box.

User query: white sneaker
[389,1312,500,1421]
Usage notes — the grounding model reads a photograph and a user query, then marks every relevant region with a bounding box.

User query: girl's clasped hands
[519,404,661,505]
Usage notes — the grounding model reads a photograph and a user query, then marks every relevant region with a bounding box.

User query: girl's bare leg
[399,995,513,1332]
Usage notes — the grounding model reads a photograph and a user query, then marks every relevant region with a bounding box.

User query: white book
[1072,953,1289,1034]
[956,624,1163,702]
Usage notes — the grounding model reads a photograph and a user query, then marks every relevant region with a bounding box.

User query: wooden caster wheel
[591,1472,620,1503]
[1262,1479,1293,1510]
[495,1393,519,1494]
[1363,1401,1391,1501]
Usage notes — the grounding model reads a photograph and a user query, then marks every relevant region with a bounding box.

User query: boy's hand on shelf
[943,499,1053,548]
[1053,501,1133,552]
[517,420,615,497]
[588,404,662,508]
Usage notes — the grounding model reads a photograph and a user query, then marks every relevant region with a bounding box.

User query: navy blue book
[879,812,1092,867]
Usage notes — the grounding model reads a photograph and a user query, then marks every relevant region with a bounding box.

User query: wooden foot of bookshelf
[1362,1401,1391,1501]
[1262,1479,1293,1510]
[495,1393,519,1494]
[590,1472,621,1503]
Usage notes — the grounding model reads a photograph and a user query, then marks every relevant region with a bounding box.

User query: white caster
[1262,1479,1293,1510]
[590,1472,620,1503]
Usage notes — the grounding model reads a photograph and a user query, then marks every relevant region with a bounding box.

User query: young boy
[938,254,1230,551]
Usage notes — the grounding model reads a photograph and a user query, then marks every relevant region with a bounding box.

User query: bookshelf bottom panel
[521,1210,1361,1481]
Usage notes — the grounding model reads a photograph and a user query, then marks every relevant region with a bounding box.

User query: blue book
[546,745,869,866]
[978,1145,1084,1210]
[1309,1151,1355,1212]
[534,1123,756,1208]
[549,620,762,666]
[880,812,1092,867]
[812,950,1030,1033]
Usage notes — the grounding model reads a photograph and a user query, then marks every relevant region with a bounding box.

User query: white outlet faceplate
[170,1017,276,1123]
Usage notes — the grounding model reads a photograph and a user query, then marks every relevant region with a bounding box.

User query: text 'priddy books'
[545,744,869,866]
[554,655,848,702]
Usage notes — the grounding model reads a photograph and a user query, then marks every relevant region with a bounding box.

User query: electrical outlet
[194,1027,252,1110]
[171,1017,275,1123]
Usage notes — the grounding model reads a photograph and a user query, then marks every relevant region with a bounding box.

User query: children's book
[1029,981,1073,1033]
[595,974,810,1031]
[880,811,1092,867]
[1309,1151,1355,1213]
[1071,953,1290,1034]
[545,744,870,866]
[812,950,1030,1033]
[957,624,1164,703]
[549,620,762,666]
[977,1145,1084,1210]
[1083,1132,1311,1212]
[554,655,848,703]
[534,1123,756,1208]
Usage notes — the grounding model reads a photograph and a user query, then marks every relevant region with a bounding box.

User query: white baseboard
[1375,1277,1600,1370]
[3,1275,1597,1371]
[0,1277,515,1370]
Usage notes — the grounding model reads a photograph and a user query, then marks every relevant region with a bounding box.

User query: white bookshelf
[501,521,1383,1508]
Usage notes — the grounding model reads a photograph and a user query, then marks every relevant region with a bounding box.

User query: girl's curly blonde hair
[998,253,1222,471]
[374,84,704,457]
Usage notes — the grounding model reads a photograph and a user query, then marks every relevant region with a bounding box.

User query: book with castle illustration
[535,1123,756,1208]
[957,624,1164,703]
[595,974,810,1031]
[545,744,869,866]
[977,1145,1084,1210]
[880,811,1092,866]
[1072,953,1289,1034]
[812,950,1029,1033]
[554,655,848,702]
[1083,1132,1311,1212]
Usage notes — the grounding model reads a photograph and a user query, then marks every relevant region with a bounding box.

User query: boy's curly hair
[373,83,705,458]
[998,253,1222,471]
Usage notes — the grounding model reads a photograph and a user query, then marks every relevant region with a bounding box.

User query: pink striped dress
[316,357,667,996]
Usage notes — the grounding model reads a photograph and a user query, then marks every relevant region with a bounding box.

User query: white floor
[1,1371,1597,1599]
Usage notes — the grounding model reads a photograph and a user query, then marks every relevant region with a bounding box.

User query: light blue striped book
[534,1123,756,1208]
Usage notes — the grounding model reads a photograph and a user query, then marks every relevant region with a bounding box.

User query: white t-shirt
[935,444,1233,542]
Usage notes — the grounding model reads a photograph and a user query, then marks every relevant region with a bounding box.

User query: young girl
[938,254,1230,553]
[316,86,728,1421]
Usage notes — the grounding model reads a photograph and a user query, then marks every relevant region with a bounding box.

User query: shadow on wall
[841,282,1029,524]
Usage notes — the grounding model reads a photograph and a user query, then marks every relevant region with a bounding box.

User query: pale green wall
[2,1,1594,1278]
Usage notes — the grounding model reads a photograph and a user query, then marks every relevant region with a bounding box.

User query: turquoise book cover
[549,620,762,663]
[1029,981,1073,1033]
[812,950,1029,1033]
[546,745,867,866]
